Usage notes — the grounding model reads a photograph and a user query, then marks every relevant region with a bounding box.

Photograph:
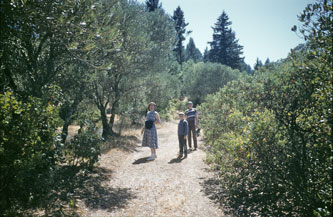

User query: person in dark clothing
[185,101,198,150]
[178,112,188,158]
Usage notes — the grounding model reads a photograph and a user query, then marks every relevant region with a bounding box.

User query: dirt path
[79,120,225,217]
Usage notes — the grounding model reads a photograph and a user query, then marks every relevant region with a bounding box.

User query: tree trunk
[109,100,120,135]
[108,82,121,135]
[100,106,113,139]
[60,92,83,143]
[61,121,70,143]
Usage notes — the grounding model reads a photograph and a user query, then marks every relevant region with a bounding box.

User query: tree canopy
[207,11,244,70]
[0,0,178,215]
[0,0,331,216]
[172,6,189,68]
[146,0,161,12]
[185,37,202,63]
[199,1,332,215]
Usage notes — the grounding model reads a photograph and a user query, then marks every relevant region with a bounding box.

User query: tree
[199,1,332,215]
[203,47,209,62]
[254,57,263,70]
[239,61,253,75]
[0,92,59,215]
[88,0,176,138]
[0,0,82,97]
[0,0,97,143]
[0,0,178,215]
[0,1,105,215]
[264,58,271,65]
[182,61,242,104]
[146,0,161,12]
[185,37,202,63]
[58,62,91,143]
[172,6,189,69]
[208,11,244,70]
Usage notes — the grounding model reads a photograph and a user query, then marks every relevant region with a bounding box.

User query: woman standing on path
[141,102,160,160]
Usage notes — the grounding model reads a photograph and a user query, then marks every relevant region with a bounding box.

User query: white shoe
[147,155,155,161]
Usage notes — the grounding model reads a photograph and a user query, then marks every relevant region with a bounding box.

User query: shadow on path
[102,135,141,154]
[132,157,151,164]
[168,157,185,164]
[200,177,222,202]
[75,166,136,213]
[200,176,233,216]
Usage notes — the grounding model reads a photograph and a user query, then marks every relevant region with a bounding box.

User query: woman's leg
[152,148,156,157]
[148,148,156,160]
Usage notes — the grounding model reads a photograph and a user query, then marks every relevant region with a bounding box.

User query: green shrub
[159,98,188,120]
[200,2,332,213]
[200,52,332,215]
[0,92,59,215]
[64,121,102,169]
[182,61,243,104]
[0,92,103,216]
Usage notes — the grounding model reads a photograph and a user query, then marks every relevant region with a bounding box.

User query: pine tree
[172,6,188,68]
[203,47,209,62]
[146,0,161,12]
[240,61,253,75]
[254,57,263,70]
[185,37,202,62]
[264,57,270,65]
[208,11,244,69]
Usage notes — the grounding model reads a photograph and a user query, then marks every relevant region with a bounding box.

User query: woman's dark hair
[147,102,156,111]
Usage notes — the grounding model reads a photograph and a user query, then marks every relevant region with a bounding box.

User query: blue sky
[138,0,316,67]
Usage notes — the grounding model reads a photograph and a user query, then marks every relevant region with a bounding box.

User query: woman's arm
[155,112,161,124]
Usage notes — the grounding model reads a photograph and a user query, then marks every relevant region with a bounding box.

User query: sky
[137,0,316,67]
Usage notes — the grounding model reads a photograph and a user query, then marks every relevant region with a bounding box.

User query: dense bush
[200,1,332,216]
[181,61,242,104]
[64,122,102,169]
[0,92,103,216]
[160,98,188,120]
[0,92,60,215]
[1,0,178,213]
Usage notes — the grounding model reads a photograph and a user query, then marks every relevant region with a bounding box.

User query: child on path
[178,112,188,158]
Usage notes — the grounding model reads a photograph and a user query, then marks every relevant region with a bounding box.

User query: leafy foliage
[85,0,176,138]
[207,11,244,70]
[146,0,161,12]
[254,57,263,71]
[0,92,59,214]
[200,1,332,216]
[185,37,202,63]
[0,0,178,215]
[1,0,330,216]
[0,0,85,97]
[181,61,242,104]
[64,122,102,169]
[172,6,189,68]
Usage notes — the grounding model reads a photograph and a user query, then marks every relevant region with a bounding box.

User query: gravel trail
[80,120,225,217]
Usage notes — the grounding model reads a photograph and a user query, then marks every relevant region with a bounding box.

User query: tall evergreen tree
[203,47,209,62]
[208,11,244,69]
[185,37,202,62]
[264,57,271,65]
[240,61,253,75]
[172,6,188,68]
[146,0,161,12]
[254,57,263,70]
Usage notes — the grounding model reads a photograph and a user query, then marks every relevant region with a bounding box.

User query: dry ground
[76,120,227,217]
